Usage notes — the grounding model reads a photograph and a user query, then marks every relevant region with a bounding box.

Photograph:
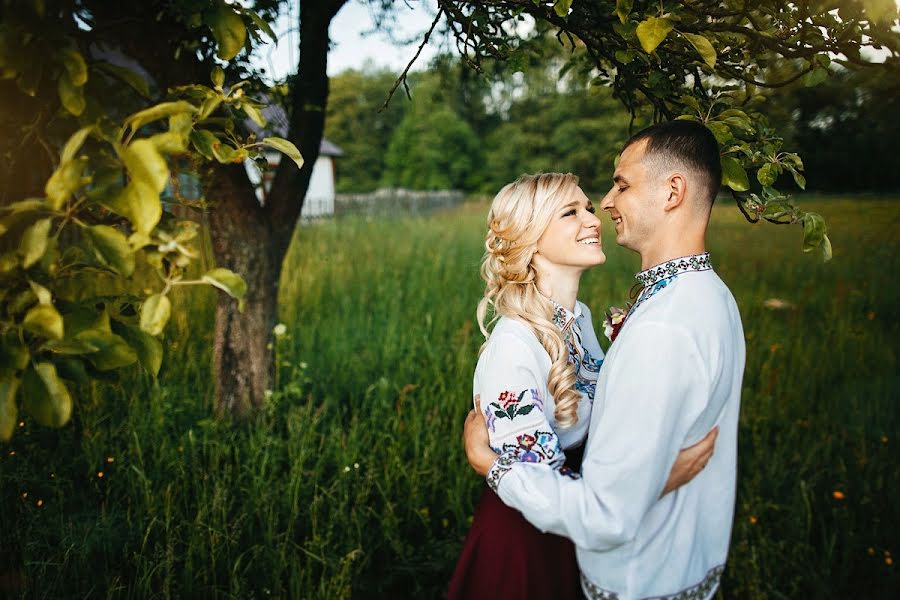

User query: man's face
[600,140,667,253]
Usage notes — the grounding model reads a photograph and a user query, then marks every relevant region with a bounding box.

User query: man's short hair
[624,120,722,207]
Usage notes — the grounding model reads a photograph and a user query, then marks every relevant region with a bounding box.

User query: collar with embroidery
[550,299,582,333]
[634,252,712,288]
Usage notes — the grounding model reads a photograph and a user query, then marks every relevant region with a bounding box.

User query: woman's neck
[535,267,581,312]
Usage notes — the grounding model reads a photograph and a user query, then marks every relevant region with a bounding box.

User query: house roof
[246,103,343,157]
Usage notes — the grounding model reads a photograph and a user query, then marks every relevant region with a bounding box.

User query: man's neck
[639,241,707,271]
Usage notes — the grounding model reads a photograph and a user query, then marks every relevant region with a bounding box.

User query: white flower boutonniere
[603,306,628,342]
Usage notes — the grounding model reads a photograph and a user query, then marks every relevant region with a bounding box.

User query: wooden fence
[329,188,464,219]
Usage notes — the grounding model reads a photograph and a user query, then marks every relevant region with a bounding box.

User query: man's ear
[663,173,688,212]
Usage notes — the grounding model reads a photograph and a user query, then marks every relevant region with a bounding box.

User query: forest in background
[326,34,900,195]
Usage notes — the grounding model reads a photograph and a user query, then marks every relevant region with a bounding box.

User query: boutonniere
[603,306,628,342]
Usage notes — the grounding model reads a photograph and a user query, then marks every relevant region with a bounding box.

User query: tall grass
[1,197,898,598]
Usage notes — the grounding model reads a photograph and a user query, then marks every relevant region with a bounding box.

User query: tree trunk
[204,165,292,417]
[204,0,344,417]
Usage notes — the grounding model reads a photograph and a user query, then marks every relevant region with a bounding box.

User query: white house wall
[302,156,335,217]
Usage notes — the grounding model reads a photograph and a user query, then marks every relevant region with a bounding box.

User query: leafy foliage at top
[0,0,302,440]
[435,0,899,257]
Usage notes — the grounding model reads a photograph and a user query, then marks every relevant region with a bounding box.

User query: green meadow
[1,197,898,598]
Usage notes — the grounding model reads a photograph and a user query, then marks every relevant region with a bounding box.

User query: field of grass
[1,196,898,598]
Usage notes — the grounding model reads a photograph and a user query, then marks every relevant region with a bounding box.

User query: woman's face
[534,186,605,273]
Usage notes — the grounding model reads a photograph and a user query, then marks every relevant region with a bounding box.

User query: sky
[256,0,444,80]
[251,0,898,79]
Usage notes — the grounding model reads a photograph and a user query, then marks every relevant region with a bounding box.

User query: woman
[447,173,710,599]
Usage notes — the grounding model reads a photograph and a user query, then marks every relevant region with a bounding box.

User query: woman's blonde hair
[477,173,581,428]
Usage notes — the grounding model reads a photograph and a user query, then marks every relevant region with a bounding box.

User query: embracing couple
[448,120,746,600]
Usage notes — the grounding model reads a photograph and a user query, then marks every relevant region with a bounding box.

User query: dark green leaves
[721,157,750,192]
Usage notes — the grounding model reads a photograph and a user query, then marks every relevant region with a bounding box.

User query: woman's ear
[663,173,688,212]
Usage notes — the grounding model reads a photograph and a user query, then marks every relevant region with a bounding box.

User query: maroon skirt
[447,447,584,600]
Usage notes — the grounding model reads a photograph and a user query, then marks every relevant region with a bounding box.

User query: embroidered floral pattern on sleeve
[581,564,724,600]
[486,452,517,493]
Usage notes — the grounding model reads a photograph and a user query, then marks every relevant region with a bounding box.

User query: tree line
[327,40,900,196]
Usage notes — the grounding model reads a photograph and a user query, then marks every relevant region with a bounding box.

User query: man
[464,120,746,599]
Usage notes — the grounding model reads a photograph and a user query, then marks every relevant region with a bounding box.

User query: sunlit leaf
[20,218,52,268]
[22,362,72,428]
[757,163,778,187]
[60,126,93,164]
[553,0,573,18]
[208,3,247,61]
[45,156,87,210]
[23,304,64,340]
[122,139,169,193]
[202,267,247,310]
[211,66,225,88]
[820,233,833,262]
[260,137,303,169]
[140,294,171,336]
[636,17,673,54]
[125,101,196,134]
[681,32,716,68]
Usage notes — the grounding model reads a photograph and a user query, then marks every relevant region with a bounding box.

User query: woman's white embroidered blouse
[474,300,604,486]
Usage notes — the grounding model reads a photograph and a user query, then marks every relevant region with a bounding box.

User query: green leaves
[45,156,87,210]
[681,32,716,68]
[124,101,196,135]
[757,162,778,187]
[208,2,247,61]
[20,218,52,268]
[59,47,87,86]
[636,17,674,54]
[202,268,247,308]
[862,0,897,24]
[83,224,135,276]
[23,304,64,340]
[553,0,574,18]
[140,294,171,336]
[802,67,829,87]
[95,61,151,98]
[0,376,19,441]
[121,139,169,194]
[60,126,93,164]
[261,137,303,169]
[22,362,72,428]
[614,0,633,24]
[802,212,827,253]
[58,71,85,116]
[721,156,750,192]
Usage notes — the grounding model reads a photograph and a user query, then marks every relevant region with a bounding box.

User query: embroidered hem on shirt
[486,452,517,493]
[581,564,724,600]
[634,252,711,288]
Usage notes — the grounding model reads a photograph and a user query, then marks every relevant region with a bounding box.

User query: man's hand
[463,394,499,477]
[662,426,718,497]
